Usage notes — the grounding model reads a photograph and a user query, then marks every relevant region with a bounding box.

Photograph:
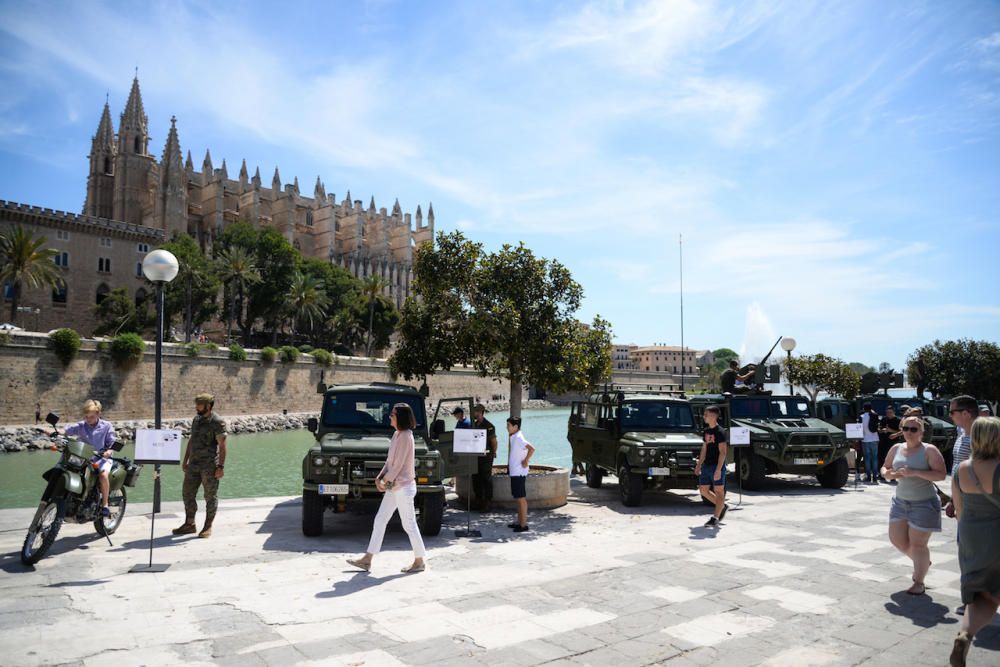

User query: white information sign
[845,423,864,439]
[454,428,487,454]
[729,427,751,446]
[134,429,182,464]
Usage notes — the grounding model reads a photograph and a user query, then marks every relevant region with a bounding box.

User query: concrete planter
[455,464,569,510]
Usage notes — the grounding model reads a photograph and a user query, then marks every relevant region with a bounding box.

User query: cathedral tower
[155,116,188,236]
[83,101,116,219]
[113,76,155,226]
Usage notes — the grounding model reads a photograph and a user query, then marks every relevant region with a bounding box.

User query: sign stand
[130,429,181,574]
[845,423,864,492]
[729,427,751,507]
[453,429,487,539]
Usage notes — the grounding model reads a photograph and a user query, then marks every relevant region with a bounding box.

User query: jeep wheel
[816,457,849,489]
[302,489,324,537]
[418,491,444,537]
[618,463,644,507]
[738,450,767,491]
[585,463,604,489]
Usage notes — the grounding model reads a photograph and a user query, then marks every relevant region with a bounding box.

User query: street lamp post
[780,337,797,395]
[142,250,179,514]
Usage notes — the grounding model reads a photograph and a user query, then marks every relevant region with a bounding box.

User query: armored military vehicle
[690,394,851,490]
[302,383,476,537]
[567,387,703,507]
[817,396,957,468]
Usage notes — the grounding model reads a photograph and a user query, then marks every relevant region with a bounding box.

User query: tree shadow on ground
[884,591,959,628]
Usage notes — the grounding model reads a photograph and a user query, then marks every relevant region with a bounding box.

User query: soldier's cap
[194,393,215,404]
[451,406,465,416]
[473,403,488,413]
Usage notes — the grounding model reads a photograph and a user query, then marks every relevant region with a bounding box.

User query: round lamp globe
[142,249,179,283]
[780,337,797,352]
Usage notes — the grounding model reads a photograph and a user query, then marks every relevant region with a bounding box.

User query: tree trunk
[184,275,193,343]
[509,377,523,419]
[9,283,19,324]
[226,283,235,343]
[366,298,375,357]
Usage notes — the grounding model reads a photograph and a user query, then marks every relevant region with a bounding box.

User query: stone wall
[0,333,519,425]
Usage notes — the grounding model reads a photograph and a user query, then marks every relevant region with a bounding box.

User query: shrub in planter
[228,343,247,361]
[203,341,219,351]
[278,345,300,364]
[185,342,200,357]
[48,328,81,366]
[110,333,146,366]
[310,348,333,367]
[0,331,12,346]
[260,346,278,363]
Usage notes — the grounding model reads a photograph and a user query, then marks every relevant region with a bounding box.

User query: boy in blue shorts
[506,417,535,533]
[695,405,728,527]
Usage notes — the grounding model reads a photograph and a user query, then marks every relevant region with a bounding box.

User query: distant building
[629,345,709,375]
[612,344,637,370]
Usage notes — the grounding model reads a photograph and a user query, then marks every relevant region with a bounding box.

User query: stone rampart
[0,333,518,425]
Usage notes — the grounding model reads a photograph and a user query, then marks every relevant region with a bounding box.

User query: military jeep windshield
[321,392,426,430]
[619,400,695,430]
[769,398,813,418]
[730,398,770,418]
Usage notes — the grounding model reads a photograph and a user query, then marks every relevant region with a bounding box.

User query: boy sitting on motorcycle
[59,399,117,517]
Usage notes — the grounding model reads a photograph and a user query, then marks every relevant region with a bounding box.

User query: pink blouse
[378,429,416,489]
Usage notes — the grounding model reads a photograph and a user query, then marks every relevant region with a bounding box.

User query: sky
[1,0,998,370]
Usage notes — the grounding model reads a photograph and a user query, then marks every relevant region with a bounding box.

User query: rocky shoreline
[0,399,558,453]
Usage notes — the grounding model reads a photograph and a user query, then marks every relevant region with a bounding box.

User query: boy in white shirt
[506,417,535,533]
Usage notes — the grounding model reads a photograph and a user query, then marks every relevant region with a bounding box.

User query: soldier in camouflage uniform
[172,393,227,538]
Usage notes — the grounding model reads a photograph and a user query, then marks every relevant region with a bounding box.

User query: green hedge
[278,345,300,363]
[203,341,219,351]
[260,346,277,363]
[228,343,247,361]
[48,328,81,366]
[185,342,200,357]
[310,349,333,367]
[110,333,145,366]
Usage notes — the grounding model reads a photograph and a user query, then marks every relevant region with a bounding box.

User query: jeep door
[429,398,478,478]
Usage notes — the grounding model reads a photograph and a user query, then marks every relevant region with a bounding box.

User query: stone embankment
[0,399,556,453]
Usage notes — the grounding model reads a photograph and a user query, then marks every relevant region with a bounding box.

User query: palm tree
[0,226,62,325]
[286,272,330,345]
[215,246,261,343]
[361,274,388,357]
[326,309,363,355]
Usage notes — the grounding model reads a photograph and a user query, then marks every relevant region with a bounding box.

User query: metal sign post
[129,428,181,573]
[730,427,751,506]
[453,429,487,538]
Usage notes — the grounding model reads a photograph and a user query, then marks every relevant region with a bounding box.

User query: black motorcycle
[21,415,142,565]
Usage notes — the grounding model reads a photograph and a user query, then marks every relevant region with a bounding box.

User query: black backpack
[866,411,879,433]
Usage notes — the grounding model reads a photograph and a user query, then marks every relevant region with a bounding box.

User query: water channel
[0,408,573,509]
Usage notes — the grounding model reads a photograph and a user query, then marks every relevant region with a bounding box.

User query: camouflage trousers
[182,468,219,520]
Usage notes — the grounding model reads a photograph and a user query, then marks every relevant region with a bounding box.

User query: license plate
[648,467,671,476]
[318,484,349,495]
[793,458,818,466]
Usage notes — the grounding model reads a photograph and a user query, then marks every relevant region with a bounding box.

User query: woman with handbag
[347,403,426,574]
[949,416,1000,667]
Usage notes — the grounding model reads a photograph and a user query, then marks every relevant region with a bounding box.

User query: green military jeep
[567,389,703,507]
[690,394,851,490]
[302,383,475,537]
[816,396,957,469]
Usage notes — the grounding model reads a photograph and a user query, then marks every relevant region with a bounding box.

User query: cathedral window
[98,257,111,273]
[136,262,143,278]
[53,252,69,267]
[134,136,142,154]
[103,157,111,175]
[52,284,68,304]
[137,243,149,253]
[306,211,314,226]
[96,284,110,305]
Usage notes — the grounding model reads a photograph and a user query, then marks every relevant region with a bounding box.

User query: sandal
[949,631,971,667]
[346,558,371,572]
[401,563,425,573]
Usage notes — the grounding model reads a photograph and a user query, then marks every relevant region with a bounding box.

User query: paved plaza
[1,476,997,666]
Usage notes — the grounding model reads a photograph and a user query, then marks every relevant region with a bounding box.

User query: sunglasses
[901,426,920,433]
[948,409,965,415]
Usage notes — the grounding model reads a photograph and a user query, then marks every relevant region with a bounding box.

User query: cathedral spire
[369,195,376,212]
[202,149,213,173]
[239,159,249,180]
[93,102,115,150]
[293,175,299,192]
[219,158,228,181]
[160,116,182,168]
[392,198,402,216]
[118,75,149,156]
[185,150,193,171]
[252,166,261,190]
[158,116,188,236]
[415,204,423,225]
[272,166,281,193]
[427,202,435,224]
[84,100,117,218]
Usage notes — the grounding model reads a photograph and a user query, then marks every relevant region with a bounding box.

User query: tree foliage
[160,232,219,341]
[907,339,1000,400]
[390,231,612,416]
[92,287,152,336]
[784,353,861,401]
[0,225,62,324]
[48,328,81,366]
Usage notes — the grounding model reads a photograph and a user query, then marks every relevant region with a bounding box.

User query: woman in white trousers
[347,403,426,573]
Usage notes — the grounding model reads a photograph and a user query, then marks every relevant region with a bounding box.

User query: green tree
[286,271,330,345]
[215,245,260,343]
[247,227,299,346]
[0,226,62,324]
[160,232,219,341]
[92,287,152,336]
[848,362,874,375]
[326,309,365,355]
[360,275,389,357]
[391,232,610,417]
[785,353,862,401]
[712,348,739,367]
[907,339,1000,400]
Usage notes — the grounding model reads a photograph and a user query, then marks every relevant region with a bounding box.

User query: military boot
[198,515,214,539]
[172,519,197,535]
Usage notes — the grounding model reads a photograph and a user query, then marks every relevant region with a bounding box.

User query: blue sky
[1,0,998,370]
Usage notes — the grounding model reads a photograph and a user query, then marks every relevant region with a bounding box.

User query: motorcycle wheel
[94,487,127,536]
[21,500,64,566]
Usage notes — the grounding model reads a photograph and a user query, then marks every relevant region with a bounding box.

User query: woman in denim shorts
[881,415,948,595]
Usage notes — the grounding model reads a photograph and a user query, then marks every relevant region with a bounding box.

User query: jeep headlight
[313,456,324,466]
[424,459,436,469]
[328,456,339,465]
